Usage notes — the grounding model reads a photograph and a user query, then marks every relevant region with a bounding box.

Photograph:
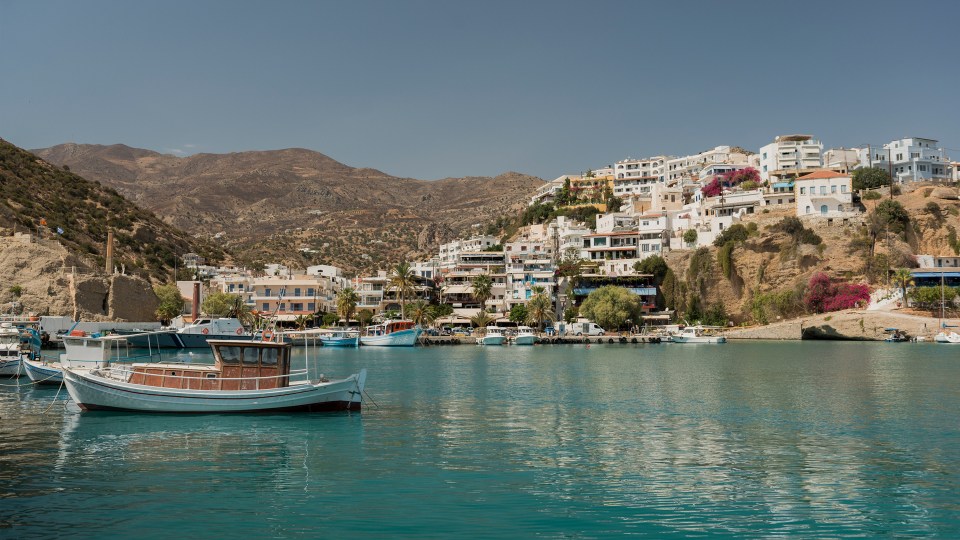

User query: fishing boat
[477,326,505,346]
[671,325,727,344]
[360,320,421,347]
[122,318,251,349]
[61,336,367,413]
[23,355,63,384]
[0,323,24,377]
[884,328,910,342]
[315,329,360,347]
[512,326,537,345]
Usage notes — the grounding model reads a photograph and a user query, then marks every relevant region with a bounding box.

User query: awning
[272,314,299,322]
[442,284,473,294]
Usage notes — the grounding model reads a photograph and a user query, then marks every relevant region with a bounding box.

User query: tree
[563,305,579,323]
[388,262,418,319]
[682,229,698,246]
[892,268,914,307]
[470,311,493,332]
[526,286,556,331]
[579,285,642,330]
[337,287,359,327]
[154,284,184,322]
[633,255,669,283]
[322,312,339,327]
[852,167,892,191]
[471,273,493,312]
[406,300,434,327]
[873,199,910,236]
[357,308,374,327]
[293,314,314,330]
[201,291,240,317]
[509,304,529,324]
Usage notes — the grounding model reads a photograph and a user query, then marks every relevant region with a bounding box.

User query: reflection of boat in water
[671,325,727,344]
[122,318,251,349]
[512,326,537,345]
[360,320,421,347]
[62,335,366,413]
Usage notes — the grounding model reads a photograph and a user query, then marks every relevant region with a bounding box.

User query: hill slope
[34,143,544,273]
[0,139,223,281]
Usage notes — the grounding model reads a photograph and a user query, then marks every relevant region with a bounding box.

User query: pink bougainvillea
[702,177,722,197]
[719,167,761,187]
[804,272,871,313]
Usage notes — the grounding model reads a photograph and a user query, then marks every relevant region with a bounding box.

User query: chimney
[192,282,201,320]
[105,230,114,274]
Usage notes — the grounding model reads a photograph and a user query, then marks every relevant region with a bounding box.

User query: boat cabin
[366,320,416,336]
[127,340,293,391]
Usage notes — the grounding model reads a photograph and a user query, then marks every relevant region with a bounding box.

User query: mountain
[0,138,224,282]
[34,143,544,273]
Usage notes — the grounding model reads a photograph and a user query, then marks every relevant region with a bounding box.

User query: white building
[794,170,854,218]
[439,235,499,269]
[614,156,668,181]
[879,137,950,183]
[822,148,862,175]
[665,145,750,182]
[758,134,823,182]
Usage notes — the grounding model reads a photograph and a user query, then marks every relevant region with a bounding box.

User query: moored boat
[23,356,63,385]
[671,325,727,344]
[360,320,421,347]
[0,323,24,377]
[315,329,360,347]
[61,337,366,413]
[122,318,252,349]
[477,326,505,346]
[512,326,537,345]
[934,330,960,344]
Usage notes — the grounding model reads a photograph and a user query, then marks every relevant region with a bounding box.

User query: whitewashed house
[794,170,854,218]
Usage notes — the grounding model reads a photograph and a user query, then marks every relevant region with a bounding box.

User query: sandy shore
[726,309,951,341]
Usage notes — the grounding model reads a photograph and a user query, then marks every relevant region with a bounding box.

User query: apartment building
[758,134,823,181]
[665,145,750,182]
[880,137,950,183]
[614,156,668,181]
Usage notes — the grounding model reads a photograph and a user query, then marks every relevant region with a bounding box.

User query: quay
[420,335,663,346]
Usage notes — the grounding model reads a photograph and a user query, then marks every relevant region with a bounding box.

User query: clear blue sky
[2,0,957,180]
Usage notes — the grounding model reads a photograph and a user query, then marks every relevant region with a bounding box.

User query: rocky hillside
[0,138,223,282]
[663,184,960,323]
[35,143,544,273]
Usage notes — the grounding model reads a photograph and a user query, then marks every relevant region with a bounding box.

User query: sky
[2,0,958,180]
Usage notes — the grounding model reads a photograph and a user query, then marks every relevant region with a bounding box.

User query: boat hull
[672,336,727,344]
[319,337,360,347]
[23,359,62,384]
[934,332,960,344]
[62,368,366,413]
[0,357,22,377]
[360,328,421,347]
[478,335,505,345]
[123,332,252,349]
[512,335,537,345]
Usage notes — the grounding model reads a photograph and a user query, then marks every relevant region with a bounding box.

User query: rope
[362,388,380,409]
[42,379,66,415]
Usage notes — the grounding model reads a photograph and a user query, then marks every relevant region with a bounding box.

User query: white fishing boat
[122,318,251,349]
[934,331,960,344]
[61,336,367,413]
[0,323,23,377]
[23,356,63,385]
[360,320,421,347]
[477,326,505,346]
[671,325,727,344]
[512,326,537,345]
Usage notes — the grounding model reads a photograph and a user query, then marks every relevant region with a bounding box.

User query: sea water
[1,342,958,538]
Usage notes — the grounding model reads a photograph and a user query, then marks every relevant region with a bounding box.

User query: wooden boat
[360,320,421,347]
[61,336,366,413]
[476,326,505,345]
[316,329,360,347]
[671,325,727,344]
[512,326,538,345]
[884,328,910,342]
[23,355,63,385]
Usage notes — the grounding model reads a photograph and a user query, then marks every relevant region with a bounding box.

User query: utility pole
[888,148,894,199]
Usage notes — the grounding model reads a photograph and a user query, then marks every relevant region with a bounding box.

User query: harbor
[3,341,958,537]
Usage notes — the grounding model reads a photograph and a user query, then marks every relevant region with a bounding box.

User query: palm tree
[892,268,914,307]
[470,311,493,334]
[407,299,434,328]
[388,262,418,319]
[227,295,256,327]
[293,314,313,330]
[337,287,359,327]
[471,273,493,313]
[526,285,556,332]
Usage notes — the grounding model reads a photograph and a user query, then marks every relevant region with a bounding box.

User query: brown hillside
[35,144,544,273]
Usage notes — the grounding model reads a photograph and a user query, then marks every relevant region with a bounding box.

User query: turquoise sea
[2,342,959,538]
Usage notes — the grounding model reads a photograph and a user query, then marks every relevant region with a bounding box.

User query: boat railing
[99,366,316,390]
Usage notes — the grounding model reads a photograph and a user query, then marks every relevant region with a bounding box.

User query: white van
[568,321,604,336]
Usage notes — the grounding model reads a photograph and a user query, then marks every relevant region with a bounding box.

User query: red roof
[796,170,851,181]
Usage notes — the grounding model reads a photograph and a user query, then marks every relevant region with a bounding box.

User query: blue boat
[316,329,360,347]
[360,320,422,347]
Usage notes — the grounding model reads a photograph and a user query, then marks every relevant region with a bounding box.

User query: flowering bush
[804,272,870,313]
[720,167,760,187]
[702,178,722,197]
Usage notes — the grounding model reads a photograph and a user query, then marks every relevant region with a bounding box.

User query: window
[307,302,315,312]
[800,187,806,195]
[262,303,269,311]
[279,303,286,312]
[806,206,811,214]
[264,288,271,297]
[820,205,828,215]
[307,288,315,296]
[831,185,837,194]
[841,185,847,193]
[820,186,827,195]
[294,288,301,297]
